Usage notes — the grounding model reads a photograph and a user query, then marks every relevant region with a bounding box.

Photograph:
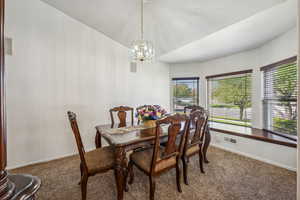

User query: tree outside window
[172,78,199,112]
[263,60,297,136]
[207,71,252,127]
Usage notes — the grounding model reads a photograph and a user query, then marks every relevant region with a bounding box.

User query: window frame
[261,56,298,138]
[171,77,199,112]
[206,69,253,128]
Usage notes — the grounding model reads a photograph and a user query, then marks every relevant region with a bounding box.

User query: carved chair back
[184,105,208,127]
[67,111,88,172]
[110,106,134,128]
[183,105,205,114]
[184,110,208,153]
[150,114,190,174]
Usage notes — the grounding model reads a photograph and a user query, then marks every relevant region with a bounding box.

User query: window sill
[209,122,297,148]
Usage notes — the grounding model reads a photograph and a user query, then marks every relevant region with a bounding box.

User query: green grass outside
[212,116,251,123]
[210,104,239,109]
[210,119,252,128]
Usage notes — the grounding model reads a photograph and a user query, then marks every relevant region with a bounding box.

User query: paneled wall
[5,0,170,168]
[170,27,297,170]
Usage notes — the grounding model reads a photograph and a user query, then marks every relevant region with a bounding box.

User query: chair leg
[182,156,189,185]
[128,160,134,185]
[149,176,156,200]
[78,163,83,185]
[176,161,182,193]
[124,165,129,192]
[81,175,88,200]
[199,150,205,174]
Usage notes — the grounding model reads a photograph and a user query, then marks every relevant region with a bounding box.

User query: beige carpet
[10,147,296,200]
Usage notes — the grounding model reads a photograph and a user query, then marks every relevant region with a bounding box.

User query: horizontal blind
[263,63,297,101]
[172,77,199,112]
[207,71,252,128]
[262,57,297,136]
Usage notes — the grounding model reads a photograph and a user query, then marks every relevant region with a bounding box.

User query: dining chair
[183,105,205,114]
[181,110,208,185]
[127,113,190,200]
[184,105,207,138]
[110,106,134,128]
[67,111,116,200]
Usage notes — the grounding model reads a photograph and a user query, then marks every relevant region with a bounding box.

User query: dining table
[94,122,211,200]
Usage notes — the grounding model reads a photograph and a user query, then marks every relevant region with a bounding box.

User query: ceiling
[160,0,297,63]
[41,0,294,63]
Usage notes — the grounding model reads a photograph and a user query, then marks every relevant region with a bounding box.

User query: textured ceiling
[41,0,286,58]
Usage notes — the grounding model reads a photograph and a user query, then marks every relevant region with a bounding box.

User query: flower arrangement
[136,105,167,122]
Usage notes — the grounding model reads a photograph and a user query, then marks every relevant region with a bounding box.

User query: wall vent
[5,37,12,56]
[130,62,137,73]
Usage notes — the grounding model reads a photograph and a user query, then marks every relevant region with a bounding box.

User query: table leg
[95,130,102,148]
[203,128,211,163]
[123,156,129,192]
[114,146,126,200]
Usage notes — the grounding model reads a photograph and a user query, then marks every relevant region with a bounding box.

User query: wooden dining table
[94,123,211,200]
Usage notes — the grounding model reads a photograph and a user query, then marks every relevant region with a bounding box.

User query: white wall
[5,0,170,169]
[212,131,297,171]
[170,27,297,170]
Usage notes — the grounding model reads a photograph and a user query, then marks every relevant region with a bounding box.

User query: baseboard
[7,147,94,170]
[7,152,76,170]
[211,143,296,172]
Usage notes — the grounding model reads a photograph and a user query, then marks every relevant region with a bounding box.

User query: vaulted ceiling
[41,0,295,63]
[160,0,297,63]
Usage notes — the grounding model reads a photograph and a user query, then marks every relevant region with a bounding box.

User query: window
[261,56,297,136]
[172,77,199,112]
[207,70,252,128]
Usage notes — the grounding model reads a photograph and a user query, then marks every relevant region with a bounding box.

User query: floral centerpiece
[136,105,167,128]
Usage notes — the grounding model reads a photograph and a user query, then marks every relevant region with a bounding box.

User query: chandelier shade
[131,40,155,62]
[130,0,155,62]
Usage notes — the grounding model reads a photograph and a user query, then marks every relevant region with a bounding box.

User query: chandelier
[131,0,155,62]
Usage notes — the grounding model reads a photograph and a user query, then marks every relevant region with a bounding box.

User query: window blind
[262,57,297,136]
[206,70,252,128]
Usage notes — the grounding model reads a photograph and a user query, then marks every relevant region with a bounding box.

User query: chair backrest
[184,105,207,127]
[109,106,134,128]
[184,110,208,152]
[150,113,190,174]
[67,111,88,171]
[183,105,205,114]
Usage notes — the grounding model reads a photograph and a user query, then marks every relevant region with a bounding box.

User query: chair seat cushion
[130,147,176,174]
[85,146,115,174]
[186,145,200,156]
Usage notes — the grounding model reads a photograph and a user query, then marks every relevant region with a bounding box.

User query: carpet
[10,147,296,200]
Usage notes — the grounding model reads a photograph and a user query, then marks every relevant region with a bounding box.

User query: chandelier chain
[141,0,144,40]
